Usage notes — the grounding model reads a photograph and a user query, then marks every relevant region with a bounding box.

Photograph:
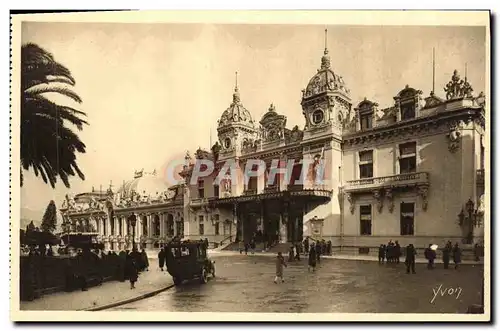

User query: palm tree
[21,43,88,188]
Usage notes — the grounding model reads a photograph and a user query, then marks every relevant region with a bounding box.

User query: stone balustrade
[345,172,429,192]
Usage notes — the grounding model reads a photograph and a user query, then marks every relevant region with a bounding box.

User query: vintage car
[165,240,216,285]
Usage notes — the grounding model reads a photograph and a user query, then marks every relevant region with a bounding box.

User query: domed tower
[299,30,349,237]
[217,72,258,161]
[301,29,352,141]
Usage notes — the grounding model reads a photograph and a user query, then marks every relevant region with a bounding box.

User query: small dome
[117,171,169,198]
[303,49,350,99]
[218,74,255,129]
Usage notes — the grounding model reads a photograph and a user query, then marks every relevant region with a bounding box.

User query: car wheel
[173,277,183,286]
[200,269,208,284]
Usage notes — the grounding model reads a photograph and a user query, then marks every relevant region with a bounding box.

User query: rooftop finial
[233,71,241,103]
[320,29,331,69]
[235,71,238,92]
[324,28,328,55]
[432,47,435,95]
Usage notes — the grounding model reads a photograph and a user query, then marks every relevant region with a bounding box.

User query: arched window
[167,214,175,237]
[142,216,148,236]
[153,214,160,236]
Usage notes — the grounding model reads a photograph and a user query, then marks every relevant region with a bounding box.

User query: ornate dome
[217,73,255,129]
[117,170,170,199]
[302,48,350,99]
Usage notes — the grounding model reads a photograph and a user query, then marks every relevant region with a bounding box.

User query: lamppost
[130,217,137,250]
[458,198,482,244]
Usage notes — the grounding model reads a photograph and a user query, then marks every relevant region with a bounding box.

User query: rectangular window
[480,142,485,170]
[214,184,219,198]
[215,222,220,235]
[199,223,205,235]
[359,150,373,179]
[399,142,417,174]
[400,202,415,235]
[360,114,373,130]
[197,180,205,199]
[359,205,372,236]
[360,205,372,235]
[198,215,204,223]
[401,103,416,120]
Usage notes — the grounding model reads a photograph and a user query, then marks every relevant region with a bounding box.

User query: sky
[20,22,486,217]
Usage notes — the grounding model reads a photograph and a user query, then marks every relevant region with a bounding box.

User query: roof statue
[444,69,474,100]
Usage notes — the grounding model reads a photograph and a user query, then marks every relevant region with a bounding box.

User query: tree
[21,43,88,188]
[41,200,57,233]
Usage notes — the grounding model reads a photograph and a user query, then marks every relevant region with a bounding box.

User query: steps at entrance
[266,243,292,254]
[221,242,268,252]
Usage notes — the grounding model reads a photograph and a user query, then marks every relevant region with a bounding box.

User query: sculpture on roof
[444,70,474,100]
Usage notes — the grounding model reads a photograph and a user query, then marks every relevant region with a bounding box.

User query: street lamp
[130,217,137,250]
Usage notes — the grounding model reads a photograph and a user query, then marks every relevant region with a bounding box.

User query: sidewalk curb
[82,283,175,311]
[209,251,484,265]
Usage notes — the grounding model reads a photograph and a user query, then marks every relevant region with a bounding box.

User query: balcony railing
[344,172,429,192]
[243,188,257,196]
[263,184,279,193]
[287,184,304,192]
[476,169,485,185]
[190,198,209,206]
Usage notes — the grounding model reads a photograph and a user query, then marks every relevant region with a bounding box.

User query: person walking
[315,240,321,264]
[442,242,451,269]
[394,241,401,264]
[126,253,139,289]
[140,248,149,272]
[378,244,386,263]
[303,237,309,255]
[424,244,436,269]
[158,247,166,271]
[452,243,462,270]
[308,243,317,272]
[274,252,287,283]
[405,244,417,274]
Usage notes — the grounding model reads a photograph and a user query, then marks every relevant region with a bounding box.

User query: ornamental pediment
[394,85,423,101]
[355,98,379,114]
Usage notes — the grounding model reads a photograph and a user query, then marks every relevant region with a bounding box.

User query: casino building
[60,36,486,254]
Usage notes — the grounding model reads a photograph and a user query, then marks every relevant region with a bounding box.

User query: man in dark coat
[126,253,139,289]
[405,244,417,274]
[303,238,309,255]
[442,242,451,269]
[140,248,149,271]
[308,243,317,272]
[394,241,401,264]
[378,244,386,263]
[452,243,462,269]
[315,240,321,263]
[158,247,166,271]
[118,250,127,281]
[288,245,295,262]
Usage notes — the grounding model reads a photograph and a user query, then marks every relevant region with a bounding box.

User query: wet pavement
[109,255,484,313]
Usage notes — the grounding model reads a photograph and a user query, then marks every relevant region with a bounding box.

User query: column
[280,201,288,243]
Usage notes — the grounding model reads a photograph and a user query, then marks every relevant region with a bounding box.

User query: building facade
[60,40,486,252]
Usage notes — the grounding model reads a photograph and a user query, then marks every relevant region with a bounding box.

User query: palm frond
[26,85,83,103]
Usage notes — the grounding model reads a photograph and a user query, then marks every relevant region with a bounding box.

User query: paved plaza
[109,255,484,313]
[20,268,173,311]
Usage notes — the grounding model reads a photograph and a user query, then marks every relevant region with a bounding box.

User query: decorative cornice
[343,107,483,148]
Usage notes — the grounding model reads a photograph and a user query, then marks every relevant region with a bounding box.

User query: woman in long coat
[274,252,287,283]
[308,243,317,272]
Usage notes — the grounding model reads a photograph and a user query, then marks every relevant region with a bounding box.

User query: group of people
[378,240,402,263]
[404,241,464,274]
[274,241,324,283]
[425,241,463,270]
